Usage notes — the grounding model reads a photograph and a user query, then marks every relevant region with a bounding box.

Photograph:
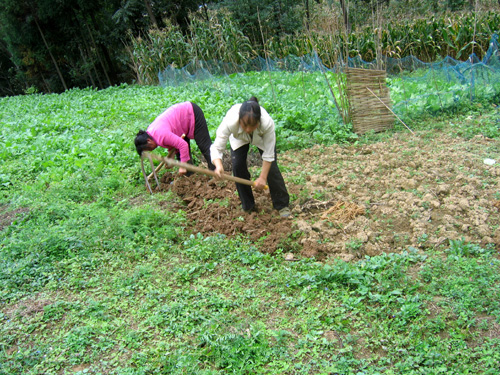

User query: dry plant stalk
[299,198,337,213]
[371,3,384,71]
[307,3,350,124]
[257,8,277,104]
[320,201,365,224]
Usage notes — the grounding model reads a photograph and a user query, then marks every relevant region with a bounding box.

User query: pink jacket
[146,102,195,162]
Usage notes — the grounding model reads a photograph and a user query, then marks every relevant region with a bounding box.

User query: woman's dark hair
[134,130,151,156]
[239,96,261,125]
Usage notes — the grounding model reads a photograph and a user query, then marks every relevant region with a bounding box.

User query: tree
[339,0,351,33]
[113,0,157,33]
[0,38,22,96]
[31,9,68,90]
[113,0,207,36]
[218,0,305,46]
[0,0,222,95]
[0,0,129,95]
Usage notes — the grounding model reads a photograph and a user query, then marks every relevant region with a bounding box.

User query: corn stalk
[306,2,350,125]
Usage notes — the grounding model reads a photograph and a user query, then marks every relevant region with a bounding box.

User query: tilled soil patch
[158,173,296,255]
[153,132,500,261]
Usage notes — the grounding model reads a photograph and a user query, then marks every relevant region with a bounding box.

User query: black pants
[177,102,215,171]
[231,143,289,211]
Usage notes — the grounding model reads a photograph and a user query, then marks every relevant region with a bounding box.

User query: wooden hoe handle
[146,152,268,189]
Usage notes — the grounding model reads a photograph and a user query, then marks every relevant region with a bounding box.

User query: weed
[346,238,364,252]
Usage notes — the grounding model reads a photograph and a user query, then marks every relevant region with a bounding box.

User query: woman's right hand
[213,159,224,179]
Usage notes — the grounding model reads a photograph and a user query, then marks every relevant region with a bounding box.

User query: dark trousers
[231,143,289,211]
[178,102,215,171]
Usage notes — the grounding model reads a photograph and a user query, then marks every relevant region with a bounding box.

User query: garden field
[1,71,500,374]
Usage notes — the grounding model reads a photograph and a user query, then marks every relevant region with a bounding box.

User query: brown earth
[0,205,29,232]
[152,132,500,261]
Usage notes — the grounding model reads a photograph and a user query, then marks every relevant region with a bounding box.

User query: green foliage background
[1,0,499,95]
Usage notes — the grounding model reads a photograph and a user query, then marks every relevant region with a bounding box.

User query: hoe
[140,151,267,193]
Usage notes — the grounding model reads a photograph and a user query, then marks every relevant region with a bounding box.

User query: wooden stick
[147,152,160,188]
[140,156,153,194]
[366,87,415,135]
[148,161,164,180]
[146,152,268,189]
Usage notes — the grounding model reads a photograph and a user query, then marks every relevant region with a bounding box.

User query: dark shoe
[243,205,257,214]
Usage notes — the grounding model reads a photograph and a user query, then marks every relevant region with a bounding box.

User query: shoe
[279,207,291,218]
[243,205,257,214]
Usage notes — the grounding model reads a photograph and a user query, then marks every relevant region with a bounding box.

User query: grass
[1,71,500,374]
[3,236,499,374]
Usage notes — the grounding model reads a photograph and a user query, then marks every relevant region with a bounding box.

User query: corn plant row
[130,11,499,85]
[267,12,500,66]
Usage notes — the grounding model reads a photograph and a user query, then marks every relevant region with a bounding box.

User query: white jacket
[210,103,276,163]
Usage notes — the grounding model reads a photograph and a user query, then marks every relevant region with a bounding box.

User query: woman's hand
[253,176,267,190]
[213,159,224,179]
[254,161,271,190]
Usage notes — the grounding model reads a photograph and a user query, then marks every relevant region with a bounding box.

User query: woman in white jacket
[211,97,291,218]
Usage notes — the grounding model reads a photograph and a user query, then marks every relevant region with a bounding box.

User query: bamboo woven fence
[345,68,394,134]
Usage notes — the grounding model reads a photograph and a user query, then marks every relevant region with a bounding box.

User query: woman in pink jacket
[134,102,214,174]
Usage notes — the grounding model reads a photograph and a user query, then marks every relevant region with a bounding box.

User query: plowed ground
[154,132,500,261]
